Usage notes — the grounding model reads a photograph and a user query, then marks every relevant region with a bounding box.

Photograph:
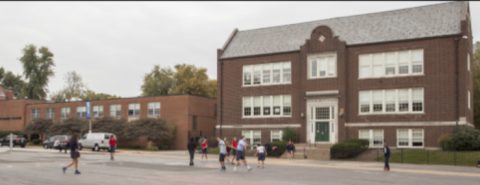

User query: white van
[78,133,115,152]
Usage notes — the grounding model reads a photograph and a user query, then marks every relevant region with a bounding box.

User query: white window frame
[396,129,424,148]
[271,130,283,142]
[242,130,261,145]
[128,103,140,117]
[467,52,470,72]
[359,88,424,115]
[358,129,384,148]
[76,106,86,118]
[31,108,40,120]
[110,104,121,117]
[359,49,424,79]
[242,95,292,118]
[468,90,471,109]
[46,108,54,119]
[242,61,291,87]
[61,107,70,119]
[307,52,337,79]
[148,102,161,117]
[92,105,103,118]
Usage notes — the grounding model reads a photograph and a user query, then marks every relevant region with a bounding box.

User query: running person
[231,137,238,165]
[201,139,208,161]
[224,137,231,163]
[254,143,267,168]
[109,135,117,161]
[233,136,251,172]
[217,137,227,172]
[63,134,81,174]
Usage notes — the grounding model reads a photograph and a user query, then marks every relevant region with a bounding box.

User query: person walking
[224,137,231,163]
[286,141,292,160]
[201,139,208,162]
[53,138,61,153]
[254,143,267,168]
[233,136,251,172]
[383,141,391,171]
[187,137,197,166]
[217,137,227,172]
[109,135,117,161]
[291,142,296,160]
[63,134,81,175]
[231,137,238,165]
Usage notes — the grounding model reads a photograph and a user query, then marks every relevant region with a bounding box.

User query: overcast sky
[1,1,479,99]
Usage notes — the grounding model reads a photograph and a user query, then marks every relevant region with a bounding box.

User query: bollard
[9,133,13,151]
[303,147,307,159]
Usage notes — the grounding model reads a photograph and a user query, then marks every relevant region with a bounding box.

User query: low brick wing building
[216,1,474,149]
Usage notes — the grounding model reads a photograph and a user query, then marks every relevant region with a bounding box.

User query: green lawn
[375,150,480,166]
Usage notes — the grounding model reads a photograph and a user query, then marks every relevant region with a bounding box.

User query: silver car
[78,133,115,152]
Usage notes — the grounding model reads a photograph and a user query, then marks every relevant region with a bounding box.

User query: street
[0,148,479,185]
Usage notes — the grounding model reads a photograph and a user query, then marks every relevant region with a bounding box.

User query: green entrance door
[315,122,330,142]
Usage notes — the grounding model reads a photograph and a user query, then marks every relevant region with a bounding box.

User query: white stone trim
[345,121,474,127]
[306,90,339,96]
[216,124,300,129]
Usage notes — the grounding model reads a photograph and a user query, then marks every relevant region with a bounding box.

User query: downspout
[455,35,459,126]
[220,61,223,137]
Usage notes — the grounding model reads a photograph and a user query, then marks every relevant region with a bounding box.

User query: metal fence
[333,147,480,167]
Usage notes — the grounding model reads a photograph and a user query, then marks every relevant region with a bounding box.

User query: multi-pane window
[148,102,161,116]
[76,106,86,118]
[243,62,291,86]
[92,105,103,118]
[397,129,424,148]
[243,95,292,117]
[467,53,470,72]
[271,130,283,142]
[359,129,384,148]
[359,88,424,114]
[308,54,336,79]
[316,107,330,120]
[192,115,197,130]
[110,104,121,117]
[31,109,40,121]
[359,49,423,78]
[214,104,217,117]
[468,90,471,109]
[128,103,140,117]
[46,108,54,119]
[61,107,70,119]
[242,130,261,145]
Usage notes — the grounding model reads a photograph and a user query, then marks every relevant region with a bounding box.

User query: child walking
[254,143,267,168]
[217,137,227,172]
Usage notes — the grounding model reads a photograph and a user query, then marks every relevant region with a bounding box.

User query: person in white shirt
[254,143,267,168]
[53,138,61,153]
[233,136,252,172]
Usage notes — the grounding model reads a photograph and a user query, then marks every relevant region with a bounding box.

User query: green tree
[49,89,66,102]
[123,118,175,148]
[169,64,210,97]
[1,71,26,98]
[473,41,480,128]
[81,117,126,136]
[207,79,217,98]
[78,90,121,101]
[49,117,87,135]
[63,71,86,101]
[0,67,4,82]
[140,65,174,96]
[282,127,298,142]
[19,44,55,100]
[22,117,54,141]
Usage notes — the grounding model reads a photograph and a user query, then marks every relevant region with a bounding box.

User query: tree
[81,117,126,136]
[63,71,86,101]
[49,117,87,135]
[282,127,298,142]
[22,117,54,141]
[140,65,174,96]
[49,89,66,102]
[473,41,480,128]
[123,118,175,148]
[169,64,210,97]
[78,90,121,101]
[0,67,4,82]
[207,79,217,98]
[19,44,55,100]
[1,71,26,98]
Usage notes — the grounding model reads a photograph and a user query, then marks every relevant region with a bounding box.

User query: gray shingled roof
[221,1,465,59]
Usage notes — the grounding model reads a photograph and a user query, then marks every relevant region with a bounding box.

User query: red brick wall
[0,99,46,131]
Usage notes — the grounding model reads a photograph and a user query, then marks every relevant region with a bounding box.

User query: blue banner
[85,100,91,119]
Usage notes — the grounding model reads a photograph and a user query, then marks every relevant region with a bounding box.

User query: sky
[1,1,479,99]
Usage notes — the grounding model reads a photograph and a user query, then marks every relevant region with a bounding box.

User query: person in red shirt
[201,139,208,161]
[109,135,117,161]
[231,137,238,165]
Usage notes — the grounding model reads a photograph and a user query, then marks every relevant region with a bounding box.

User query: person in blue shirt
[383,141,390,171]
[286,141,292,160]
[233,136,252,172]
[63,134,81,174]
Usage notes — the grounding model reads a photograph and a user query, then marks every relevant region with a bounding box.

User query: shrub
[207,136,218,148]
[146,146,159,151]
[451,126,480,151]
[0,131,22,138]
[209,148,219,154]
[31,139,42,145]
[330,139,369,159]
[437,134,453,150]
[282,127,298,142]
[23,118,54,136]
[49,117,86,135]
[127,145,142,149]
[266,141,288,157]
[26,142,34,146]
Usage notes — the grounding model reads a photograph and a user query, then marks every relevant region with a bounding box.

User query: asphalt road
[0,149,479,185]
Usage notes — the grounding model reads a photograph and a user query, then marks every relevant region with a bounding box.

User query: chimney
[6,90,15,100]
[0,86,5,100]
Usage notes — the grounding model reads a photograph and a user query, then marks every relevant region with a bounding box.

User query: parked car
[0,135,26,148]
[78,132,115,152]
[43,135,71,150]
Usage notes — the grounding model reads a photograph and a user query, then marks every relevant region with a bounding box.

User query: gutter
[455,35,459,126]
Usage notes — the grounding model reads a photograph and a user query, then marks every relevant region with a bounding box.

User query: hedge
[330,139,369,159]
[0,131,22,138]
[266,141,289,157]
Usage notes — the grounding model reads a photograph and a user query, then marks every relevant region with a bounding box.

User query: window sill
[358,112,425,116]
[358,73,424,80]
[308,76,337,80]
[242,82,291,87]
[396,146,425,149]
[242,116,292,119]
